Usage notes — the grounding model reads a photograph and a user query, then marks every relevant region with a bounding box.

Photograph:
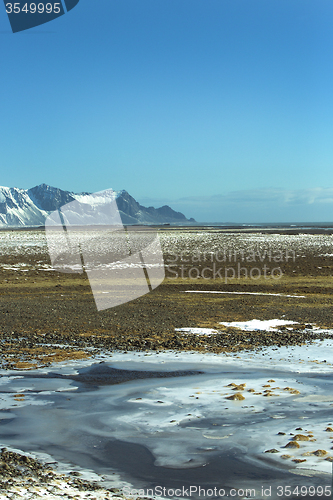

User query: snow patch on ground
[219,319,298,331]
[175,328,219,336]
[185,290,306,298]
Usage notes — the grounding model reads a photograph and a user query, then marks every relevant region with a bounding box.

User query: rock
[291,434,309,441]
[313,449,327,456]
[284,441,300,448]
[226,392,245,401]
[292,459,306,463]
[265,449,279,453]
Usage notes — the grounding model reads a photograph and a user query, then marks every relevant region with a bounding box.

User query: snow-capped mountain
[0,184,194,227]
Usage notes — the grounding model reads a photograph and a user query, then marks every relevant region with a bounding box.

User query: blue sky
[1,0,333,222]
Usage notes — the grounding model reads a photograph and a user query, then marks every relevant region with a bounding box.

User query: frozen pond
[0,341,333,499]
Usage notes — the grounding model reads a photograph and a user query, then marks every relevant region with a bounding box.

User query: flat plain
[1,226,333,368]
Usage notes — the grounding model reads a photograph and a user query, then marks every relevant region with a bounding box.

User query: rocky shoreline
[1,322,333,371]
[0,447,135,500]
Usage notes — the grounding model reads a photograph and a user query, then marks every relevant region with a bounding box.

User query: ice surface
[0,340,332,488]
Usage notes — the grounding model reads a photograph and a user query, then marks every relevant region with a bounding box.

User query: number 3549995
[5,3,61,14]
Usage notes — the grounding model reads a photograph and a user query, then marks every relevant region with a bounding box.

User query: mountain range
[0,184,195,227]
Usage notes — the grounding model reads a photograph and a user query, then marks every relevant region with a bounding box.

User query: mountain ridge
[0,183,195,227]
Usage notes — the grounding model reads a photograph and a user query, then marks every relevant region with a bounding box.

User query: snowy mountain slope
[0,184,194,227]
[0,186,49,226]
[28,184,75,211]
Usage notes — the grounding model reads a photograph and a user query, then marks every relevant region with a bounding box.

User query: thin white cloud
[176,188,333,207]
[138,188,333,222]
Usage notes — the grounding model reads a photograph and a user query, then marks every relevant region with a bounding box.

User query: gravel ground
[1,228,333,368]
